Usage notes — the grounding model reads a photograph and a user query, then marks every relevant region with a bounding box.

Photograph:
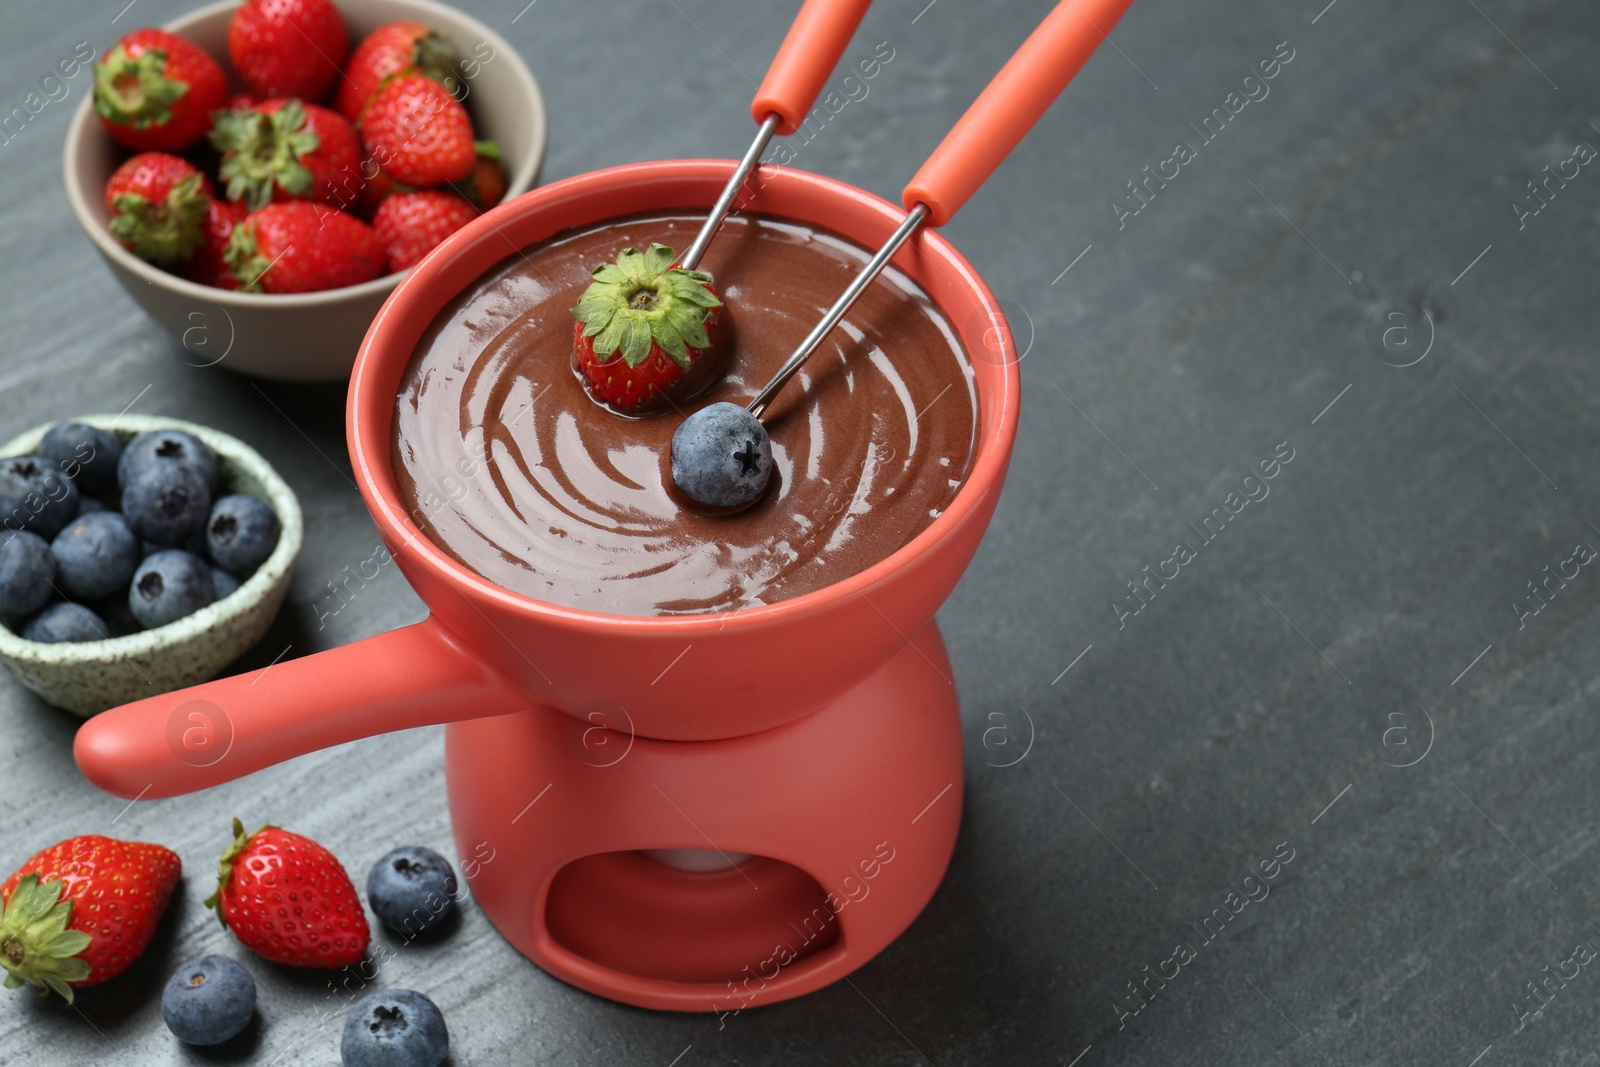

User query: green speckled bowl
[0,415,302,716]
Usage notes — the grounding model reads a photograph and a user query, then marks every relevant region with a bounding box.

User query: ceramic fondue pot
[76,159,1013,1011]
[76,0,1134,1011]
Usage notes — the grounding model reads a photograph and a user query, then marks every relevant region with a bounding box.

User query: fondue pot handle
[901,0,1138,226]
[74,618,523,799]
[750,0,874,135]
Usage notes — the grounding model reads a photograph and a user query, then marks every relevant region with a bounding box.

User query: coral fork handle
[751,0,874,134]
[74,619,523,799]
[903,0,1137,225]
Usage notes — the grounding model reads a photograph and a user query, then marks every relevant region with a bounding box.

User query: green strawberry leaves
[223,221,272,293]
[413,30,463,97]
[210,101,321,211]
[92,45,188,129]
[108,172,210,265]
[571,243,722,370]
[0,874,93,1003]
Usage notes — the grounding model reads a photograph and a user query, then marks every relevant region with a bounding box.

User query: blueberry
[129,550,215,629]
[0,531,55,621]
[670,402,773,509]
[51,511,139,601]
[122,464,210,548]
[207,495,280,577]
[367,847,459,938]
[211,567,241,601]
[0,454,80,539]
[162,954,255,1046]
[77,497,108,514]
[21,602,108,643]
[341,989,448,1067]
[39,422,123,498]
[118,429,219,493]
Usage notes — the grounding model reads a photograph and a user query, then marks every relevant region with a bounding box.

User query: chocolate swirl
[393,212,975,617]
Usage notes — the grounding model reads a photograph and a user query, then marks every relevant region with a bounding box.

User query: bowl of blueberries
[0,414,301,715]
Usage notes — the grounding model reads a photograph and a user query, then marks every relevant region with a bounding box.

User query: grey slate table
[3,0,1599,1063]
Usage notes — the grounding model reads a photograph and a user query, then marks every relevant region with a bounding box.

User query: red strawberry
[92,28,228,152]
[104,151,215,265]
[0,835,181,1001]
[210,98,361,210]
[206,820,368,968]
[446,141,508,211]
[183,198,251,289]
[336,21,461,122]
[571,243,725,415]
[373,190,477,271]
[228,0,347,102]
[358,74,475,186]
[227,92,261,112]
[226,201,385,293]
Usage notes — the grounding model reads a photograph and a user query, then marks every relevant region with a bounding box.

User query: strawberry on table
[226,202,384,294]
[183,198,250,289]
[447,141,509,212]
[571,243,724,415]
[206,820,369,969]
[0,835,181,1001]
[228,0,347,102]
[210,99,361,210]
[93,28,228,152]
[104,151,214,266]
[336,21,461,122]
[358,73,476,186]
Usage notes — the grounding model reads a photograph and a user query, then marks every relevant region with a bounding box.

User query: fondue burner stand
[451,624,964,1011]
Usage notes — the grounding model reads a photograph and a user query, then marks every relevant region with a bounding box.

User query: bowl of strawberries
[61,0,546,382]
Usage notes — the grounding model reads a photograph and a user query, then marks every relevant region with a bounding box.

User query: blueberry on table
[21,602,109,643]
[161,955,255,1046]
[39,422,123,498]
[129,550,215,629]
[0,454,81,539]
[207,494,280,576]
[0,531,56,621]
[341,989,449,1067]
[670,402,774,510]
[51,511,140,601]
[367,847,459,938]
[121,464,211,548]
[118,429,219,493]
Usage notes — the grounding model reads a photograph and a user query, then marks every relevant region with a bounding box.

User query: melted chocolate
[393,212,976,617]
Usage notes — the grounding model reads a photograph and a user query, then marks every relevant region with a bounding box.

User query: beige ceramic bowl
[0,415,303,716]
[61,0,547,382]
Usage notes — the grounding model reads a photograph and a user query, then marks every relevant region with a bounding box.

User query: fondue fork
[747,0,1139,417]
[671,0,1139,508]
[677,0,875,272]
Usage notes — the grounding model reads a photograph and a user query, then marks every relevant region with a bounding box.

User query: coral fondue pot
[75,0,1132,1011]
